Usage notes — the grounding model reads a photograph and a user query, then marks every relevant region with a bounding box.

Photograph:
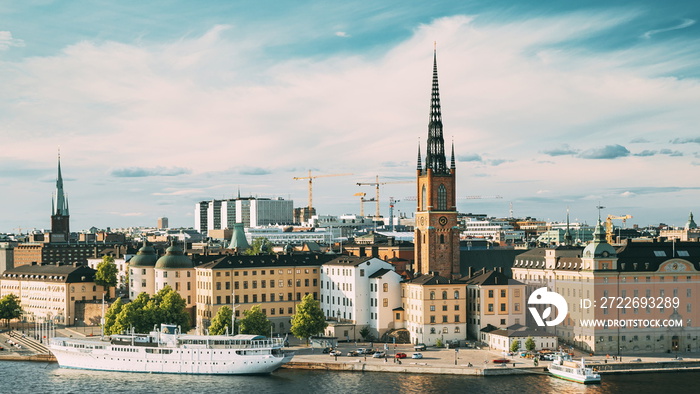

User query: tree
[510,339,521,353]
[103,286,191,334]
[95,255,118,295]
[290,294,327,345]
[209,306,235,335]
[239,305,272,336]
[0,294,22,327]
[244,237,273,255]
[359,326,371,341]
[525,336,536,352]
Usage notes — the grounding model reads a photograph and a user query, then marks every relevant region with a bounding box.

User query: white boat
[548,352,601,384]
[49,324,293,375]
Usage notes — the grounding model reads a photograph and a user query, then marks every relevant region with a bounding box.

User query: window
[360,269,365,277]
[455,315,460,323]
[383,298,388,307]
[430,305,435,311]
[501,290,506,297]
[430,291,435,300]
[454,291,459,299]
[383,283,388,292]
[500,303,506,312]
[488,304,494,312]
[437,184,447,210]
[421,185,427,211]
[430,316,436,323]
[488,290,493,298]
[442,291,447,300]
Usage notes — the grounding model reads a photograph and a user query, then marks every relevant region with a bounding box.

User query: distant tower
[158,217,169,229]
[51,151,70,242]
[414,48,460,277]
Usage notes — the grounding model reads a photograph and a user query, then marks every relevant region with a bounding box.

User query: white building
[320,256,398,340]
[195,197,294,234]
[486,327,558,353]
[246,226,341,246]
[461,218,525,243]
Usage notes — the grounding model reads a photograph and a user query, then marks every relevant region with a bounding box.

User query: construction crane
[293,170,352,210]
[389,197,400,232]
[353,192,375,217]
[356,176,413,219]
[605,214,633,244]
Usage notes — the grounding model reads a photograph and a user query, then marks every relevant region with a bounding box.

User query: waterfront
[2,361,700,394]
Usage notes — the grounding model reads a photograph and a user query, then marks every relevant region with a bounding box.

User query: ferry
[49,324,293,375]
[547,352,601,384]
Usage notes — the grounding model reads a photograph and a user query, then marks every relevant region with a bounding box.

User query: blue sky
[1,0,700,232]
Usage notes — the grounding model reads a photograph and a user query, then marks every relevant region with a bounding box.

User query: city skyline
[1,1,700,233]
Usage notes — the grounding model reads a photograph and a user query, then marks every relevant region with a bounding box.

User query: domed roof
[583,220,616,259]
[155,243,193,269]
[129,242,158,267]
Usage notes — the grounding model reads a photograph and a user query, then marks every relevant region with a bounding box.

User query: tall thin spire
[564,208,573,246]
[425,45,448,174]
[54,150,69,216]
[450,139,456,170]
[417,139,422,170]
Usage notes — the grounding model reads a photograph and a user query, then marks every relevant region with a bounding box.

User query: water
[1,361,698,394]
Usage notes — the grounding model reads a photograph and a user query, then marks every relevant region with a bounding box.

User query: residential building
[465,269,526,339]
[195,197,294,234]
[195,254,334,335]
[512,221,700,354]
[401,272,467,346]
[320,256,401,340]
[0,262,103,326]
[487,326,558,352]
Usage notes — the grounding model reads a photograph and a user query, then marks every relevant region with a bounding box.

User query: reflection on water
[1,361,698,394]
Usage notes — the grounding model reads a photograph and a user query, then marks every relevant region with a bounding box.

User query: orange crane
[606,214,633,244]
[356,175,413,219]
[293,171,352,210]
[353,192,375,217]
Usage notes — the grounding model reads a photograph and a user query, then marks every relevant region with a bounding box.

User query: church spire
[54,150,69,216]
[564,208,573,246]
[417,140,422,170]
[424,45,448,174]
[450,139,456,170]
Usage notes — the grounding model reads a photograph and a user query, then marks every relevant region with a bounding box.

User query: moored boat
[547,352,601,384]
[49,324,293,375]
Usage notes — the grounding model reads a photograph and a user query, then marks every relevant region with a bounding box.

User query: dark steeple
[54,150,69,216]
[424,47,448,174]
[450,139,456,170]
[417,140,422,170]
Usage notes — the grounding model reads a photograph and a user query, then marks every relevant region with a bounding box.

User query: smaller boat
[548,352,601,384]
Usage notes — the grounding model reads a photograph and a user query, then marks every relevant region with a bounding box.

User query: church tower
[414,49,460,277]
[51,152,70,242]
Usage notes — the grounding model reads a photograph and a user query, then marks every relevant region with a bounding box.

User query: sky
[1,0,700,233]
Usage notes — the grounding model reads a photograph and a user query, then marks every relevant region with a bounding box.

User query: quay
[4,328,700,377]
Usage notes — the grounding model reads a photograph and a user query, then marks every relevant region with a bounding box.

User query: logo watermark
[528,287,568,327]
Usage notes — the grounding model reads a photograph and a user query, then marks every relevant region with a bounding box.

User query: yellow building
[401,273,467,346]
[465,269,526,340]
[0,262,104,326]
[195,254,334,334]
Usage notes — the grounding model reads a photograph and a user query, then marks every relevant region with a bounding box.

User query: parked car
[348,351,360,357]
[395,353,407,359]
[411,353,423,359]
[372,351,386,358]
[322,347,332,354]
[492,358,510,364]
[329,350,342,357]
[414,343,427,351]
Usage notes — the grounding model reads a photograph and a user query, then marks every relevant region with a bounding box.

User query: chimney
[467,267,473,277]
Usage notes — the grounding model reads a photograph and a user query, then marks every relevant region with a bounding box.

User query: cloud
[633,150,657,157]
[111,167,191,177]
[629,137,650,143]
[238,167,272,176]
[152,189,204,196]
[335,31,350,38]
[658,149,683,156]
[620,191,636,197]
[457,154,482,162]
[670,137,700,144]
[642,19,696,39]
[0,31,24,50]
[488,159,512,166]
[578,145,630,159]
[541,144,579,156]
[381,161,409,168]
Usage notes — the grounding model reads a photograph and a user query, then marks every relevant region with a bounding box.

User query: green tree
[244,237,273,255]
[103,297,123,335]
[290,294,327,345]
[525,336,536,352]
[239,305,272,336]
[208,306,235,335]
[510,339,521,353]
[0,294,22,327]
[103,287,191,334]
[359,326,371,341]
[95,255,118,295]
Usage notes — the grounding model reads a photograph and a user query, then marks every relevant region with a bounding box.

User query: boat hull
[549,370,601,384]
